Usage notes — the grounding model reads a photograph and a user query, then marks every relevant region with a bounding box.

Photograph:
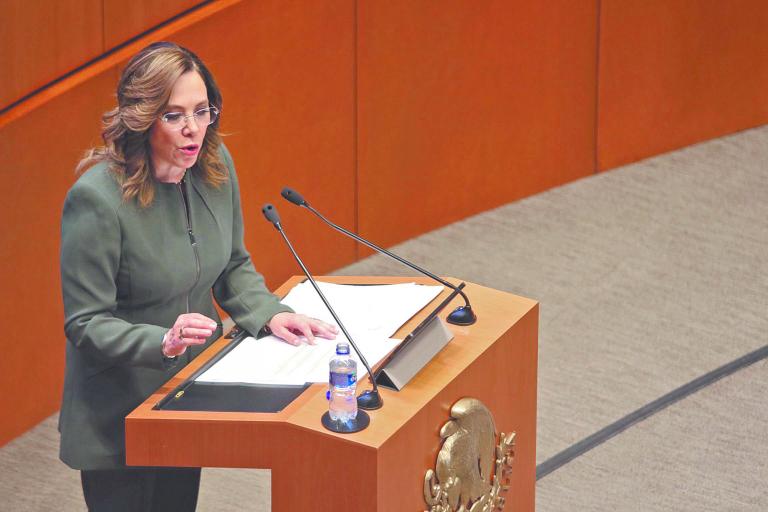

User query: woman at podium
[58,42,337,511]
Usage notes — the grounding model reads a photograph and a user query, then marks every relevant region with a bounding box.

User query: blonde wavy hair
[78,41,228,207]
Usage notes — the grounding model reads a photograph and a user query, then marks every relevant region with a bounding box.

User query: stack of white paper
[195,282,443,385]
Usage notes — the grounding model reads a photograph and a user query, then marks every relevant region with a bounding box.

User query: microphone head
[281,187,307,206]
[261,203,281,228]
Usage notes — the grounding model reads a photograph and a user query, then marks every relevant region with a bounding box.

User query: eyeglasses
[160,106,219,130]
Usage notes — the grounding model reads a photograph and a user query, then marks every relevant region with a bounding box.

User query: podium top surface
[127,275,538,450]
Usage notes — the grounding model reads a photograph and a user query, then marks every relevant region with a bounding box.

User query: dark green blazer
[59,145,290,469]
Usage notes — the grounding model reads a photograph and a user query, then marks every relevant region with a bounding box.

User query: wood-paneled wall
[0,0,205,111]
[0,68,118,450]
[357,1,598,247]
[598,0,768,170]
[1,0,767,447]
[0,0,103,109]
[103,0,201,50]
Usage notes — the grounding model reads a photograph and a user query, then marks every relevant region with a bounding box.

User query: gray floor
[1,125,766,510]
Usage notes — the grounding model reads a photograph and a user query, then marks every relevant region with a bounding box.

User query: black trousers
[80,466,201,512]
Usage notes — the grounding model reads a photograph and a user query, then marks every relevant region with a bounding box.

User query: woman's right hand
[162,313,218,357]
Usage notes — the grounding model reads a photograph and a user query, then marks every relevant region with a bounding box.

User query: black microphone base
[321,410,370,433]
[447,305,477,326]
[357,389,384,410]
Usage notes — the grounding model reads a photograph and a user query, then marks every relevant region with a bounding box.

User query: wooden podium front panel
[126,277,538,511]
[375,305,538,511]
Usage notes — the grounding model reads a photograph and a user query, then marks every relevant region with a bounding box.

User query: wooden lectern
[126,276,538,511]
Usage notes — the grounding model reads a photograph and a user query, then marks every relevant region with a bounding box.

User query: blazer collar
[187,168,217,221]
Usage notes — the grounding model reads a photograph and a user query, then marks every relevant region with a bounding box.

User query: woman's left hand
[267,312,339,346]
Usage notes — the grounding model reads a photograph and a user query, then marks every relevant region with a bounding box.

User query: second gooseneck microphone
[280,187,477,326]
[261,204,384,421]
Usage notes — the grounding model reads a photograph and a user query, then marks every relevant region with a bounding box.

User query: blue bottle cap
[336,342,350,355]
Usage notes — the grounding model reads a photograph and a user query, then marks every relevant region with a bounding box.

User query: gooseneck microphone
[280,187,477,326]
[261,204,383,432]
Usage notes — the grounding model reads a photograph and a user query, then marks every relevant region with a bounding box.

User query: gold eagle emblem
[423,398,516,512]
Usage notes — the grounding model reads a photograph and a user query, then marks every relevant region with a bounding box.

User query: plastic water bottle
[329,342,358,422]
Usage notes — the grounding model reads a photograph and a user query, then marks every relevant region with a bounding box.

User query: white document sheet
[279,281,444,338]
[195,282,443,385]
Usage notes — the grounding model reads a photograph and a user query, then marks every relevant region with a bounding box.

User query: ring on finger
[179,326,185,338]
